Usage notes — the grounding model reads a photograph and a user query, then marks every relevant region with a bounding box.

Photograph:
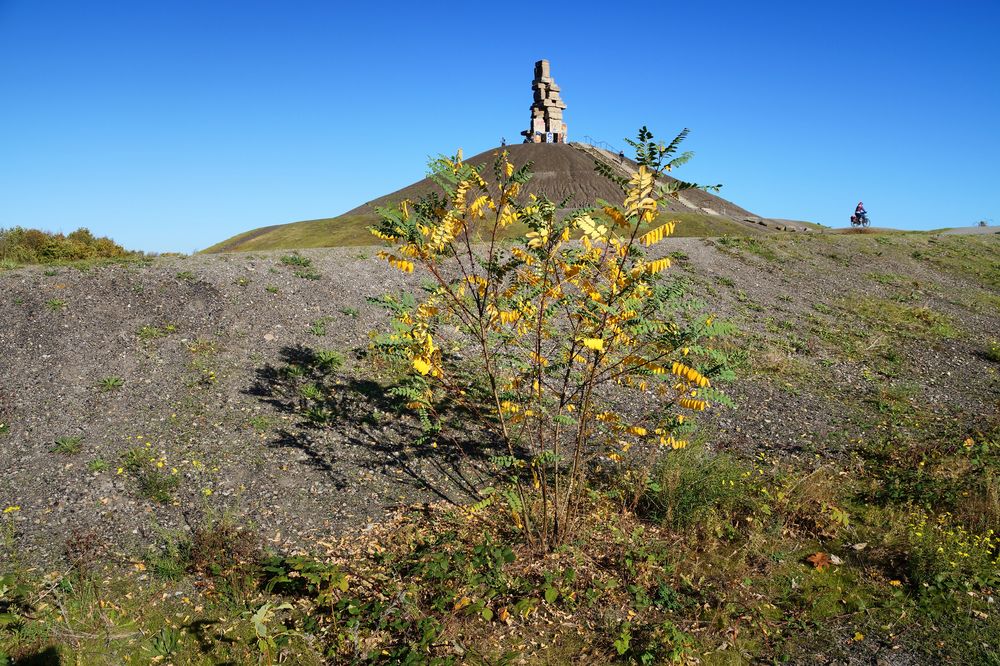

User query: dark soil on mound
[343,142,758,221]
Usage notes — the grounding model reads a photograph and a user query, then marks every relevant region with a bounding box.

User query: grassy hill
[203,143,781,253]
[1,232,998,663]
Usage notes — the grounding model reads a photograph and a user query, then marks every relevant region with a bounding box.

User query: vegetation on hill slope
[0,227,142,270]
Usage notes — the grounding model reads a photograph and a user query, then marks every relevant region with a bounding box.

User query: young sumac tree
[370,128,733,550]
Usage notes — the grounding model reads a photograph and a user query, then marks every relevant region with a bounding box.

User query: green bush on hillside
[0,226,139,266]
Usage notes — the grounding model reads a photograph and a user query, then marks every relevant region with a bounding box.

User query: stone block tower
[521,60,567,144]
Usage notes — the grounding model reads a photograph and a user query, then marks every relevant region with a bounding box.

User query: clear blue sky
[2,1,998,253]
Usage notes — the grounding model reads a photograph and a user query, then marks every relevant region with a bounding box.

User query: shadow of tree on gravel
[247,345,498,505]
[6,647,61,665]
[182,617,238,661]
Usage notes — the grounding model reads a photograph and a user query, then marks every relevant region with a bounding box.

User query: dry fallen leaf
[806,552,832,570]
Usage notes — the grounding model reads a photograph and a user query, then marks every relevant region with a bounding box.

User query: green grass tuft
[51,436,83,454]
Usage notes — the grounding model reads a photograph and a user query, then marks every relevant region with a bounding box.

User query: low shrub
[0,227,139,267]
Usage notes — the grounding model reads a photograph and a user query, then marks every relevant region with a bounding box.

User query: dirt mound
[342,142,752,218]
[203,143,793,253]
[2,233,997,564]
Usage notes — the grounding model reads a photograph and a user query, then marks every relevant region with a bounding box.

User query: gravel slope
[1,234,997,564]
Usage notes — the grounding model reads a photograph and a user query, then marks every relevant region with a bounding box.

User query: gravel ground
[937,224,1000,235]
[1,234,997,565]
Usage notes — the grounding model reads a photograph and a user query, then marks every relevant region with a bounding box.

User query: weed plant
[50,436,82,454]
[294,268,321,280]
[279,253,311,267]
[97,376,124,392]
[87,458,109,472]
[137,324,175,341]
[122,447,180,503]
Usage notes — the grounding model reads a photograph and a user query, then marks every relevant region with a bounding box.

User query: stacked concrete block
[521,60,568,144]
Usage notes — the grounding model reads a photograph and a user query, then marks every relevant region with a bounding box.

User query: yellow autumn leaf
[412,358,431,375]
[525,229,548,248]
[581,338,604,352]
[376,251,415,273]
[602,206,628,228]
[577,214,608,240]
[369,228,398,242]
[639,221,677,246]
[469,195,489,218]
[646,257,672,274]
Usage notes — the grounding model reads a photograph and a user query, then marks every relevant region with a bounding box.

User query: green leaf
[614,629,632,655]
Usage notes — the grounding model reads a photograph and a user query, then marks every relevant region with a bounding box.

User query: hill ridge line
[203,142,815,253]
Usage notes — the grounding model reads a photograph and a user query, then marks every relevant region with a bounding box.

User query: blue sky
[1,0,998,253]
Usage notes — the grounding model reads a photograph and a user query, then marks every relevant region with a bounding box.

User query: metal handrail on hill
[580,135,620,155]
[570,141,634,179]
[571,141,718,216]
